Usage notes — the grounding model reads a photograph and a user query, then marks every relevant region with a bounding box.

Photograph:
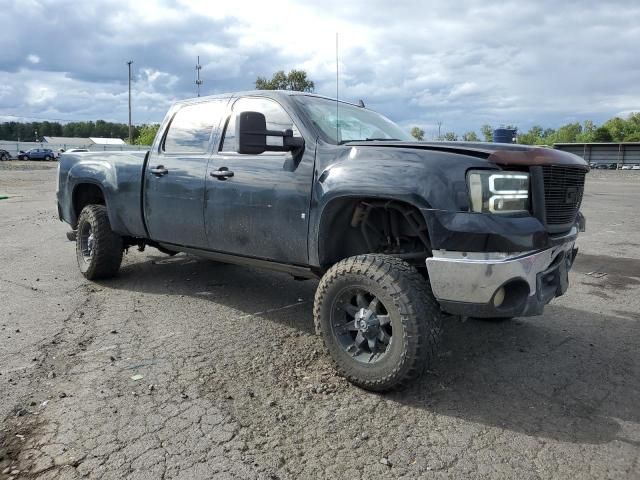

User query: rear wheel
[76,205,123,279]
[0,153,8,161]
[314,254,442,391]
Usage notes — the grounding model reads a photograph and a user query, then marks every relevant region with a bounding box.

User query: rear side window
[164,101,223,154]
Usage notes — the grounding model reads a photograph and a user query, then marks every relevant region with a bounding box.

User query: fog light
[493,287,505,307]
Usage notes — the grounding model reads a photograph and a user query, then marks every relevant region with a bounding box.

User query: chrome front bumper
[426,230,578,317]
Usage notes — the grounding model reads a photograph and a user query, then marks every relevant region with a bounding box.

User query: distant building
[89,137,126,145]
[42,136,92,148]
[42,136,126,148]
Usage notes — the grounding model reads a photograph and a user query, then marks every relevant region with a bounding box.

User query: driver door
[204,97,314,264]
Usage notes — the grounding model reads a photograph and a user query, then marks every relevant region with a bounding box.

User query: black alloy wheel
[331,288,393,364]
[315,254,442,391]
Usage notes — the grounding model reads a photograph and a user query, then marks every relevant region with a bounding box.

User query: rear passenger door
[204,96,314,264]
[144,99,228,248]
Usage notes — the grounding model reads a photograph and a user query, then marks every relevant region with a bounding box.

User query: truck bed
[57,150,149,238]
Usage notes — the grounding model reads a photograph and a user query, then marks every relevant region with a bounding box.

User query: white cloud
[0,0,638,135]
[26,84,56,105]
[448,82,481,100]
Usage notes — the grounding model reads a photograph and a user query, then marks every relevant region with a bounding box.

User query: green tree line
[5,111,640,147]
[515,113,640,144]
[0,120,161,145]
[411,112,640,144]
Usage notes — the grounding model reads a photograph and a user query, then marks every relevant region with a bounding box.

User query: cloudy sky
[1,0,639,137]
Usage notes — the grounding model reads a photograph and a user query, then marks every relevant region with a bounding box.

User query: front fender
[307,145,493,266]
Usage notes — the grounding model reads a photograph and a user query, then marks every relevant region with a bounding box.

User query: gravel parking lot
[1,162,639,479]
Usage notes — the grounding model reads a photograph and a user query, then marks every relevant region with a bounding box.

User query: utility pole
[437,121,442,140]
[195,56,203,97]
[335,32,339,142]
[127,60,133,144]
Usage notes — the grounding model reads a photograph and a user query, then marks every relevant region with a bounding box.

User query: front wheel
[44,155,52,161]
[314,254,442,391]
[76,204,123,279]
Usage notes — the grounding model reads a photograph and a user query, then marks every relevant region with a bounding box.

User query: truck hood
[343,141,589,169]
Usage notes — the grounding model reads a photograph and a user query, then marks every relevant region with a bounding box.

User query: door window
[163,102,221,154]
[220,97,300,153]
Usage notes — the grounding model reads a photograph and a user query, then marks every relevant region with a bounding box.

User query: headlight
[467,170,529,214]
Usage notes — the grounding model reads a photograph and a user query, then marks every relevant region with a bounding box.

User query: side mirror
[236,111,267,154]
[236,111,305,154]
[282,129,305,150]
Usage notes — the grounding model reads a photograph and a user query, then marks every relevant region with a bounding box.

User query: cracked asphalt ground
[1,161,639,479]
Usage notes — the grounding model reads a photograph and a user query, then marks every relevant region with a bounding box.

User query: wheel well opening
[318,198,432,269]
[73,184,105,224]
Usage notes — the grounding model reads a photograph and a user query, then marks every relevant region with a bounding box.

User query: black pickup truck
[56,91,588,391]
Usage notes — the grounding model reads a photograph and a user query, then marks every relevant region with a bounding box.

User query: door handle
[151,165,168,176]
[210,167,234,180]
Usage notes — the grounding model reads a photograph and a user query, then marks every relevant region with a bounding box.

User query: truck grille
[542,166,586,226]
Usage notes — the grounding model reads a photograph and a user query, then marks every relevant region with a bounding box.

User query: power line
[0,113,160,126]
[0,113,159,128]
[0,113,91,123]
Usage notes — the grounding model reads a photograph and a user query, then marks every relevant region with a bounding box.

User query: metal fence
[0,141,150,158]
[554,142,640,167]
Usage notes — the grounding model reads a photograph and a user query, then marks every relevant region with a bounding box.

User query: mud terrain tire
[76,204,123,279]
[314,254,442,391]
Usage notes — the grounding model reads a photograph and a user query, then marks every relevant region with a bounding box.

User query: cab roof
[176,90,362,108]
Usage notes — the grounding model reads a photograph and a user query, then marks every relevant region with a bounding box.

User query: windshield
[294,96,413,144]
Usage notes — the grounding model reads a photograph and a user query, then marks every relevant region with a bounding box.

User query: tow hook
[66,230,77,242]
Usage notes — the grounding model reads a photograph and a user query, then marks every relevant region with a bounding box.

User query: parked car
[56,91,588,391]
[593,163,609,169]
[0,149,11,161]
[59,148,90,155]
[632,165,640,170]
[621,165,633,170]
[19,148,56,161]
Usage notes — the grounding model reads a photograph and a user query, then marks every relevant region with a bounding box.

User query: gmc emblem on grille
[565,187,578,204]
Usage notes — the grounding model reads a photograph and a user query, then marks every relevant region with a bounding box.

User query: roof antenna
[335,32,339,143]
